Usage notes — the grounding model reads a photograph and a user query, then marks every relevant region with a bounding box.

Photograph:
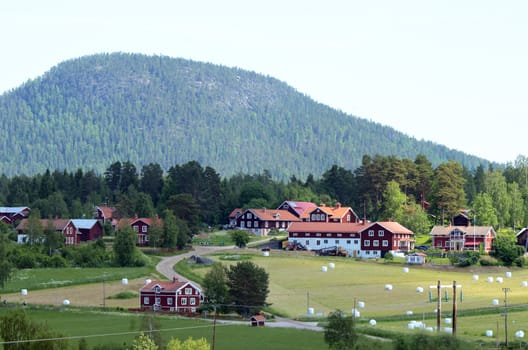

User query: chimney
[172,276,178,283]
[336,202,341,208]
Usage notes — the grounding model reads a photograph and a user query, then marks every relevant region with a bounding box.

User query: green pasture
[0,307,327,350]
[1,265,158,293]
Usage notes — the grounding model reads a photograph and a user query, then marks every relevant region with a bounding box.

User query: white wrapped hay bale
[384,284,393,291]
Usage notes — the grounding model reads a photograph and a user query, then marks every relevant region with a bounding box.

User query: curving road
[154,245,323,331]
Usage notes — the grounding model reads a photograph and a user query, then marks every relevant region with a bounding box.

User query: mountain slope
[0,52,489,179]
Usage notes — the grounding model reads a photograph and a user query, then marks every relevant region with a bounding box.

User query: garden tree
[175,217,191,250]
[79,170,104,203]
[120,161,139,193]
[400,202,431,235]
[140,162,164,206]
[319,165,357,205]
[484,168,510,229]
[113,225,140,266]
[200,166,222,224]
[147,215,164,249]
[43,220,63,256]
[491,234,524,266]
[462,166,477,205]
[0,308,69,350]
[116,187,154,218]
[472,192,498,227]
[166,337,210,350]
[105,161,122,201]
[430,161,466,223]
[226,261,269,315]
[323,309,357,350]
[239,181,273,208]
[39,169,56,198]
[132,332,158,350]
[203,264,229,309]
[0,225,13,288]
[507,182,524,230]
[161,209,178,249]
[166,193,201,234]
[380,180,406,222]
[230,230,250,248]
[26,209,44,245]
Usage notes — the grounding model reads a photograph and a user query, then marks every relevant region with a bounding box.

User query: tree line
[2,154,528,235]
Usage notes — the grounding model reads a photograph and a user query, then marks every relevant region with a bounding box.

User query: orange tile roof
[364,221,414,234]
[16,218,71,231]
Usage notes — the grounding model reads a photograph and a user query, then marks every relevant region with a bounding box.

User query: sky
[1,1,527,164]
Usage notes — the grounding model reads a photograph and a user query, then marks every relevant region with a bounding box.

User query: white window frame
[133,225,139,232]
[368,230,374,237]
[167,297,173,305]
[181,297,187,305]
[379,230,384,237]
[142,225,147,233]
[190,298,196,305]
[373,240,379,247]
[185,288,192,295]
[365,240,370,246]
[144,297,149,305]
[382,240,389,247]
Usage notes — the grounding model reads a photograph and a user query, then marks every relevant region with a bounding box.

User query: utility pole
[452,280,457,336]
[502,288,511,347]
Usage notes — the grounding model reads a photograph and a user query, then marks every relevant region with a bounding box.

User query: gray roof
[430,225,496,237]
[0,206,29,214]
[71,219,99,230]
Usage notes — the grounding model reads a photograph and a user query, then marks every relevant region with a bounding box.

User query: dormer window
[154,286,161,293]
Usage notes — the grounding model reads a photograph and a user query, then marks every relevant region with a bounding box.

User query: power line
[0,323,236,346]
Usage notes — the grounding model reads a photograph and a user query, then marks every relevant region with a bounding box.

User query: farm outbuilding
[250,315,266,326]
[406,252,427,265]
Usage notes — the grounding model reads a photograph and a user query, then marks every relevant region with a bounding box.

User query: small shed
[406,252,427,265]
[250,315,266,327]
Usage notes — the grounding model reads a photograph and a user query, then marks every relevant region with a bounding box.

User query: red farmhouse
[140,277,204,313]
[0,206,30,225]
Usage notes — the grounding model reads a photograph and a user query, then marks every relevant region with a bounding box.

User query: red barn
[140,277,204,313]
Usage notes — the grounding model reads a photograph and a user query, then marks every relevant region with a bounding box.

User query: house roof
[247,209,300,222]
[251,315,266,321]
[288,222,369,233]
[71,219,100,230]
[229,208,243,219]
[96,206,116,219]
[279,201,317,217]
[16,218,71,231]
[313,204,357,220]
[429,225,496,237]
[117,216,162,229]
[361,221,413,235]
[140,278,202,294]
[0,207,30,215]
[516,228,528,237]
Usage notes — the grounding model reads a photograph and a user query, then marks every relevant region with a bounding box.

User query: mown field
[3,247,528,347]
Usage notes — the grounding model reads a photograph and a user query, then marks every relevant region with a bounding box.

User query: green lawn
[0,307,327,350]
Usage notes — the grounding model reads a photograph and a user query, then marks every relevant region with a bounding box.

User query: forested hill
[0,52,489,179]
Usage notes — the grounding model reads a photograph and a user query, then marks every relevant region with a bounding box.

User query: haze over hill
[0,53,490,179]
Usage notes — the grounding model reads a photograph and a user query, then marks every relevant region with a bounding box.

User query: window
[316,240,320,246]
[354,240,359,244]
[311,214,316,221]
[379,230,384,237]
[335,240,339,244]
[154,286,161,293]
[167,297,173,305]
[155,297,161,304]
[323,239,328,244]
[365,240,370,246]
[383,240,389,247]
[144,297,149,305]
[240,221,245,228]
[190,298,196,305]
[373,240,379,247]
[346,240,351,244]
[133,225,139,232]
[248,221,252,228]
[366,251,371,255]
[321,214,326,220]
[347,214,351,222]
[368,230,374,237]
[185,288,192,295]
[275,222,279,228]
[337,233,342,237]
[181,297,187,305]
[265,221,269,228]
[248,213,252,219]
[306,240,309,246]
[254,221,258,227]
[306,233,310,237]
[142,225,147,233]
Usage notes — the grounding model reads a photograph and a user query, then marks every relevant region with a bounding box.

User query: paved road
[154,244,324,331]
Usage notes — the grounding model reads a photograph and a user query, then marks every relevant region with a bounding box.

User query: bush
[479,255,499,266]
[514,256,525,267]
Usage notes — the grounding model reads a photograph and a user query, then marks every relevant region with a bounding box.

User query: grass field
[4,247,528,346]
